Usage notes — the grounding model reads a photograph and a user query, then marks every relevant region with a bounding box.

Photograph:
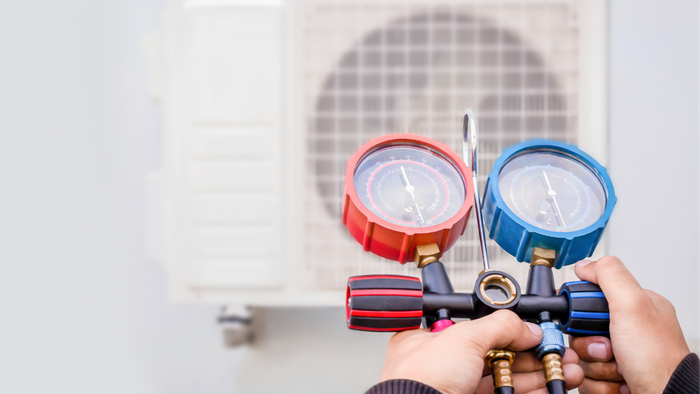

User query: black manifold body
[346,262,610,336]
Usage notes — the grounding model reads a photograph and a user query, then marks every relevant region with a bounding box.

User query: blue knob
[559,281,610,336]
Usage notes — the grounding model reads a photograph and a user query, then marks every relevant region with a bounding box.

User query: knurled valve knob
[535,322,566,359]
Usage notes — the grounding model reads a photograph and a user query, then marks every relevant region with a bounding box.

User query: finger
[562,362,585,390]
[510,352,543,373]
[579,378,628,394]
[573,257,648,309]
[523,389,548,394]
[450,310,543,353]
[475,363,583,394]
[511,348,579,373]
[580,360,625,382]
[569,336,614,362]
[562,347,580,365]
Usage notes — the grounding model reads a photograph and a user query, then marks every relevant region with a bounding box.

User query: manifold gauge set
[342,111,616,394]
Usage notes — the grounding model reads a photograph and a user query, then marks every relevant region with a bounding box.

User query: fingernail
[576,259,593,267]
[620,384,630,394]
[527,322,543,336]
[588,342,608,360]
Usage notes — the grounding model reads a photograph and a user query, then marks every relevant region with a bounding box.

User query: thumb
[448,310,543,353]
[574,256,646,308]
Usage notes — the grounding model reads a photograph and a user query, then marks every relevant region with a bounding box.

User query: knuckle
[563,347,580,364]
[491,310,521,335]
[596,361,622,380]
[472,311,521,347]
[568,337,586,353]
[578,379,596,394]
[605,383,624,394]
[643,289,664,307]
[651,296,677,316]
[596,256,624,273]
[580,379,623,394]
[667,301,677,315]
[388,329,429,352]
[492,309,519,324]
[581,360,626,386]
[655,294,676,313]
[643,289,660,298]
[388,331,409,346]
[644,289,675,314]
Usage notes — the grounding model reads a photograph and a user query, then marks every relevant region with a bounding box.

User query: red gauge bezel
[342,134,475,264]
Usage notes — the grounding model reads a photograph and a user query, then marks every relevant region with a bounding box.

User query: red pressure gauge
[343,134,474,264]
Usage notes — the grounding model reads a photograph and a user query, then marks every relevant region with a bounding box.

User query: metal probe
[465,111,524,394]
[462,109,490,271]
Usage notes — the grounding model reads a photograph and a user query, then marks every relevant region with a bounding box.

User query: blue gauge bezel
[483,139,617,268]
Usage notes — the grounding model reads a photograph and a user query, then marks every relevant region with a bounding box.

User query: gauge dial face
[497,150,607,233]
[353,144,467,228]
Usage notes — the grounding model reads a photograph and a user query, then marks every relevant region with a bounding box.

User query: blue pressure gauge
[482,140,617,268]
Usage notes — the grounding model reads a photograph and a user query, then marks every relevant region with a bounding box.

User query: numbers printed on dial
[353,145,466,228]
[497,151,607,233]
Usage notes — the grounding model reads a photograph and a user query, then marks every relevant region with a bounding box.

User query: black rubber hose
[546,379,567,394]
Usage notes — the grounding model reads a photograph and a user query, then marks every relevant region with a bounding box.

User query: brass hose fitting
[542,353,565,382]
[531,247,555,268]
[485,350,515,389]
[415,243,441,268]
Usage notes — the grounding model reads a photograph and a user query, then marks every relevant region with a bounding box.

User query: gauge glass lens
[497,150,607,233]
[353,144,467,228]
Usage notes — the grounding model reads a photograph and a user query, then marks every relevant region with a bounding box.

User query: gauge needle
[542,171,567,229]
[400,166,426,225]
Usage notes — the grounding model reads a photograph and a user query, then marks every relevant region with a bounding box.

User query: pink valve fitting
[429,319,454,333]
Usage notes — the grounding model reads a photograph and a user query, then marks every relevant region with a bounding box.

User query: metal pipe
[462,109,490,271]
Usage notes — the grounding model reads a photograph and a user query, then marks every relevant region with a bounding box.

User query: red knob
[343,134,474,264]
[346,275,424,332]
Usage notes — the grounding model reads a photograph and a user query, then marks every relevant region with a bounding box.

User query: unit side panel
[172,4,287,291]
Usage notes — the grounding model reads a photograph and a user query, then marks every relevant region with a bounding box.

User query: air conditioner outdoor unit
[145,0,607,307]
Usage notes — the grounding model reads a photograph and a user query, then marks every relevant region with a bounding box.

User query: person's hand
[569,256,690,394]
[380,310,584,394]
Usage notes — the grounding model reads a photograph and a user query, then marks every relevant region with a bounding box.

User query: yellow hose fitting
[542,353,565,382]
[485,350,515,388]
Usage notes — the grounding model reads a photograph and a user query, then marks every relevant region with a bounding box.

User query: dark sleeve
[366,379,442,394]
[663,353,699,394]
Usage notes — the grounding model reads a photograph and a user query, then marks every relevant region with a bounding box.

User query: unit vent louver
[147,0,605,305]
[302,3,580,291]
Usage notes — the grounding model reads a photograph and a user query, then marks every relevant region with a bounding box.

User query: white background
[0,0,696,393]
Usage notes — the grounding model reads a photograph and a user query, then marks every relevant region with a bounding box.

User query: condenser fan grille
[302,2,580,290]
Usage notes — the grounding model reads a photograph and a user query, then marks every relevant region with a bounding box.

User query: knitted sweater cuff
[366,379,442,394]
[663,353,699,394]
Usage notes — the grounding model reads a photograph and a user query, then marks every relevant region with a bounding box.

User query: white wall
[607,0,699,350]
[0,1,243,393]
[0,0,695,393]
